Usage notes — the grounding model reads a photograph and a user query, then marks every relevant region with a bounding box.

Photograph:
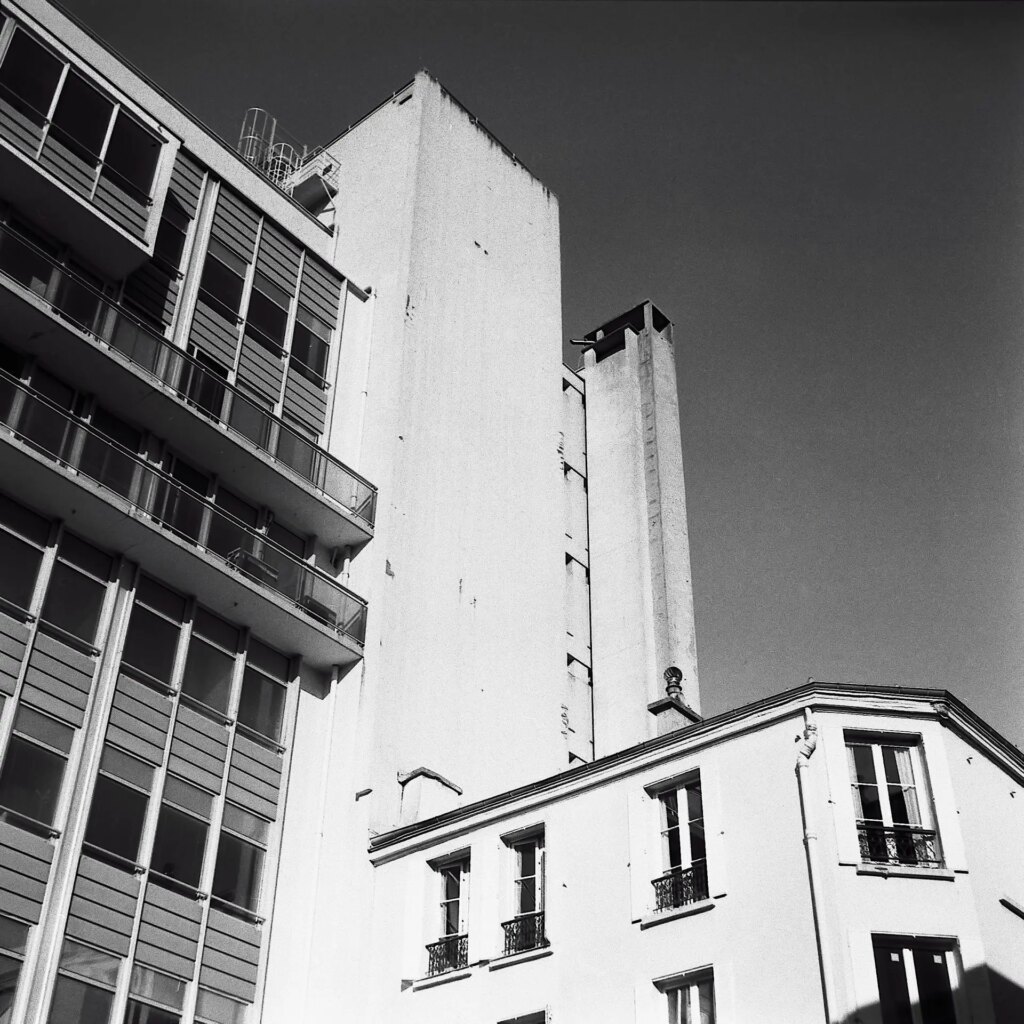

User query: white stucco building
[0,2,1020,1023]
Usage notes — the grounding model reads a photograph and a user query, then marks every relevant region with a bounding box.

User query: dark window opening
[290,311,329,384]
[150,803,207,889]
[121,600,181,686]
[48,70,113,165]
[52,262,105,335]
[48,974,115,1024]
[0,530,43,611]
[181,633,235,715]
[181,351,228,421]
[39,533,111,644]
[0,29,63,126]
[0,735,66,827]
[245,287,287,355]
[84,774,148,863]
[17,368,75,460]
[102,110,159,200]
[198,251,244,321]
[206,487,259,565]
[0,221,56,297]
[212,830,264,911]
[78,407,141,499]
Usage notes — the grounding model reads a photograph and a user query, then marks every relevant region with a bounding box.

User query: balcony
[0,221,375,549]
[425,934,468,977]
[651,861,709,913]
[0,369,366,669]
[857,823,943,869]
[0,80,158,277]
[500,911,547,956]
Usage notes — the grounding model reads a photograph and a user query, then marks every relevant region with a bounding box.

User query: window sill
[639,898,715,930]
[488,945,553,971]
[411,967,473,991]
[855,863,956,881]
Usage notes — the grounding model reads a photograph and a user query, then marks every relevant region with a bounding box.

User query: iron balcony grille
[501,911,547,956]
[651,860,709,913]
[857,823,943,868]
[0,221,377,527]
[0,368,367,644]
[425,934,468,977]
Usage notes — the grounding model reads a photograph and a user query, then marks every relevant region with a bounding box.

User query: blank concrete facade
[0,3,1020,1024]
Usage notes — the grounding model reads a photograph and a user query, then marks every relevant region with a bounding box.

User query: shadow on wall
[844,964,1024,1024]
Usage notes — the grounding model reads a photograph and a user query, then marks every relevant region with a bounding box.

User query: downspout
[796,708,839,1023]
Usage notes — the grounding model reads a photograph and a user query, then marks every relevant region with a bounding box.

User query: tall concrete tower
[577,301,700,754]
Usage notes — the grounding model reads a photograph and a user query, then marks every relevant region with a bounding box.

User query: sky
[61,0,1024,745]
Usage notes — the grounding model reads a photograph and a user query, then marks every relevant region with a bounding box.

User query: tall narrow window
[0,493,49,612]
[426,854,470,976]
[244,276,288,355]
[0,29,63,127]
[0,706,73,832]
[236,640,289,742]
[47,69,113,166]
[17,367,75,461]
[873,937,960,1024]
[102,110,160,201]
[289,308,330,385]
[212,803,268,914]
[83,745,152,865]
[149,454,209,545]
[198,241,245,322]
[846,737,941,868]
[660,971,715,1024]
[120,577,186,687]
[181,609,238,715]
[653,773,707,911]
[206,487,258,564]
[78,406,142,500]
[263,521,305,602]
[150,777,211,892]
[0,916,29,1021]
[502,830,546,955]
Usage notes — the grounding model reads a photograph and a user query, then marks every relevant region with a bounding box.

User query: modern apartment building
[0,3,1020,1024]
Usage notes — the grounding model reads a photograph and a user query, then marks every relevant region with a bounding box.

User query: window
[17,367,75,460]
[102,110,160,200]
[181,351,228,421]
[47,940,119,1024]
[658,971,715,1024]
[211,804,265,913]
[47,69,113,166]
[195,988,246,1024]
[502,830,546,955]
[39,533,111,645]
[846,737,942,868]
[0,706,73,830]
[181,610,238,715]
[264,521,305,603]
[289,308,330,384]
[150,778,211,891]
[426,854,470,976]
[873,937,960,1024]
[123,964,185,1024]
[52,260,105,334]
[0,29,63,127]
[653,774,707,911]
[0,492,48,612]
[78,407,142,500]
[83,746,152,865]
[205,488,258,563]
[120,578,186,686]
[198,242,245,322]
[0,219,57,297]
[150,455,209,545]
[236,641,289,742]
[245,277,288,355]
[0,916,29,1020]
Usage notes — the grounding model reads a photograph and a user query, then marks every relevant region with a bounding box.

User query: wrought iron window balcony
[0,368,367,648]
[651,860,709,913]
[856,823,943,869]
[500,911,547,956]
[0,221,377,533]
[425,934,468,977]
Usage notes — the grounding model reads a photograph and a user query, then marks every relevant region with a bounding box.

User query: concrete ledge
[411,967,473,991]
[639,898,715,930]
[855,864,956,881]
[488,946,553,971]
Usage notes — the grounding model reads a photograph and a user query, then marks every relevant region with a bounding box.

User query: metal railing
[425,934,468,977]
[500,911,546,956]
[0,368,367,644]
[0,220,377,527]
[857,823,943,868]
[651,860,709,912]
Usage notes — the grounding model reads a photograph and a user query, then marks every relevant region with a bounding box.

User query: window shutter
[626,788,652,922]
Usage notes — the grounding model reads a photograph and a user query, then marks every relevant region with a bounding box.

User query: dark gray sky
[62,0,1024,744]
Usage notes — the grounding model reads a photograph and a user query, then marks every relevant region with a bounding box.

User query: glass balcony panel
[0,30,63,129]
[0,223,55,296]
[16,373,75,460]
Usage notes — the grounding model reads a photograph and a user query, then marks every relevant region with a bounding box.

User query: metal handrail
[425,934,468,977]
[856,822,943,868]
[0,220,377,526]
[651,860,709,912]
[0,78,155,205]
[500,910,546,956]
[0,368,367,644]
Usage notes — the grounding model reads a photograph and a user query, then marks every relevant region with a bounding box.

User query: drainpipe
[796,708,839,1023]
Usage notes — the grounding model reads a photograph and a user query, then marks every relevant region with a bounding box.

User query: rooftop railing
[500,911,546,956]
[0,368,367,645]
[651,860,709,913]
[425,934,468,977]
[0,220,376,528]
[856,823,943,869]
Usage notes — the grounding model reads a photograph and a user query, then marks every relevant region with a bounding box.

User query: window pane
[79,409,140,499]
[0,222,55,296]
[103,111,159,198]
[48,975,114,1024]
[873,943,913,1024]
[181,638,234,713]
[58,940,120,987]
[0,735,65,825]
[121,605,180,683]
[181,352,228,421]
[245,289,287,353]
[0,917,29,956]
[84,774,147,862]
[123,1000,180,1024]
[0,529,42,610]
[212,831,264,911]
[237,668,285,741]
[0,952,19,1021]
[40,561,106,643]
[49,71,112,162]
[15,706,73,753]
[150,804,207,888]
[222,803,270,845]
[0,30,63,126]
[199,257,243,320]
[53,263,104,334]
[206,489,257,560]
[912,948,956,1024]
[19,370,74,459]
[195,988,246,1024]
[129,965,185,1011]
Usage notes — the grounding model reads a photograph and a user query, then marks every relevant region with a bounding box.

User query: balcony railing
[425,934,468,977]
[857,823,943,868]
[0,221,376,527]
[501,911,546,956]
[0,368,367,644]
[651,860,709,913]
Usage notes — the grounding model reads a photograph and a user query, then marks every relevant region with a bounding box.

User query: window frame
[645,770,708,913]
[871,934,964,1024]
[653,967,715,1024]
